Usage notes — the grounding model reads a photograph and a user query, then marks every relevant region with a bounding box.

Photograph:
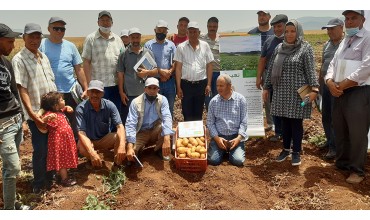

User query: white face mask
[99,26,111,34]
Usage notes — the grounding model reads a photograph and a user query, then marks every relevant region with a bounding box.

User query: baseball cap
[188,21,199,29]
[145,77,159,87]
[120,29,129,37]
[48,17,66,25]
[342,10,365,16]
[24,23,42,34]
[0,23,21,38]
[321,18,344,30]
[156,20,169,29]
[270,14,288,25]
[88,80,104,92]
[129,27,141,35]
[98,10,112,19]
[257,11,270,15]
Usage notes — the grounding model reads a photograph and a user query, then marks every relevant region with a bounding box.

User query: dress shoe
[324,149,336,160]
[346,173,364,184]
[317,142,329,150]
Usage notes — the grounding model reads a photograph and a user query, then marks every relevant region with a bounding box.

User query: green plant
[102,169,126,195]
[82,194,110,210]
[308,134,327,147]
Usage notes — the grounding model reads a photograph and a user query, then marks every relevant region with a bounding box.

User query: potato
[178,153,186,158]
[191,152,200,158]
[182,137,189,146]
[199,147,207,154]
[196,137,205,146]
[187,143,193,148]
[195,145,202,152]
[191,146,196,153]
[177,146,187,154]
[200,153,206,159]
[187,149,192,157]
[189,137,198,146]
[176,139,184,148]
[200,137,205,142]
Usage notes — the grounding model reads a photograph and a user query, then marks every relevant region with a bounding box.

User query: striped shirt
[206,91,248,141]
[12,48,57,120]
[199,33,220,71]
[82,30,123,87]
[174,40,214,81]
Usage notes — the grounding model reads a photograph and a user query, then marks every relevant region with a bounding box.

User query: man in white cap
[40,16,88,140]
[248,11,274,49]
[12,23,57,193]
[82,11,123,119]
[0,23,31,209]
[318,18,344,160]
[325,10,370,184]
[125,77,173,162]
[174,21,214,121]
[117,27,158,124]
[76,80,126,169]
[144,20,177,117]
[120,29,130,48]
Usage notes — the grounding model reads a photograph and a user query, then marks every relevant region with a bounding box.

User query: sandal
[60,178,77,187]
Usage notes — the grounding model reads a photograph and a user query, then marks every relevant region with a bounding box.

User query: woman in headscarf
[263,19,319,166]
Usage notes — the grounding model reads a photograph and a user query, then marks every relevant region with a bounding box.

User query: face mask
[346,27,360,37]
[99,26,111,34]
[156,33,166,41]
[145,93,157,102]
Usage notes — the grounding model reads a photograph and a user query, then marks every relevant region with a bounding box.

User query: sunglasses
[52,27,66,32]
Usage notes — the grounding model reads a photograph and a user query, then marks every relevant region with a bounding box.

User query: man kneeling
[76,80,126,168]
[125,78,174,163]
[207,74,248,166]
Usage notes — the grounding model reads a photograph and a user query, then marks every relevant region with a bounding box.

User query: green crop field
[220,53,260,71]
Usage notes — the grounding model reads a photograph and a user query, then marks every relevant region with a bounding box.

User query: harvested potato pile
[176,137,207,159]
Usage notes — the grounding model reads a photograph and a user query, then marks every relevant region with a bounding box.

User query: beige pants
[78,132,118,154]
[133,121,164,154]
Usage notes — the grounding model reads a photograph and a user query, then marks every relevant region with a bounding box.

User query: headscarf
[271,19,304,87]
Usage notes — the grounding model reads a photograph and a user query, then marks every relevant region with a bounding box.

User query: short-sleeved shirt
[144,39,176,75]
[174,40,214,81]
[76,98,122,140]
[261,35,283,69]
[40,38,83,93]
[248,27,274,50]
[116,46,156,97]
[81,30,123,87]
[12,48,57,120]
[199,33,220,72]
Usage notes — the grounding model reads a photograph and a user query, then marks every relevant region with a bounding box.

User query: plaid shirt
[207,91,248,141]
[12,48,57,120]
[82,30,123,87]
[199,33,220,71]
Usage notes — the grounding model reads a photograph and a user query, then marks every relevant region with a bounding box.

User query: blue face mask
[346,27,360,37]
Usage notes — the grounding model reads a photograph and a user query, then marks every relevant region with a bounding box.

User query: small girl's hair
[40,91,63,112]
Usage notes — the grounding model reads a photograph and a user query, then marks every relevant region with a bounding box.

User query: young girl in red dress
[40,91,78,187]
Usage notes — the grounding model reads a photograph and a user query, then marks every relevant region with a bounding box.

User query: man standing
[144,20,176,117]
[76,80,126,168]
[170,17,189,46]
[119,29,130,49]
[207,74,248,166]
[325,10,370,184]
[125,78,173,162]
[117,27,158,124]
[256,14,288,140]
[319,18,344,160]
[248,11,274,49]
[174,21,214,121]
[40,16,88,140]
[0,23,30,210]
[12,23,57,193]
[200,17,220,111]
[82,11,123,113]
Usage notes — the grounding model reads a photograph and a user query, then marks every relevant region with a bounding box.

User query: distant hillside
[229,16,343,33]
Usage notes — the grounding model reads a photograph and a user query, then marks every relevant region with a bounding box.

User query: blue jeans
[208,134,245,166]
[27,120,49,190]
[104,85,121,132]
[321,84,336,151]
[0,114,22,209]
[205,72,220,111]
[159,77,176,117]
[281,117,303,153]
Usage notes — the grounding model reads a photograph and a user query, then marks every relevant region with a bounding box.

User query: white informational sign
[366,10,370,151]
[178,121,204,138]
[219,35,265,137]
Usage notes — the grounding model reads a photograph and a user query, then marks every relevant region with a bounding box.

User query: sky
[0,0,359,37]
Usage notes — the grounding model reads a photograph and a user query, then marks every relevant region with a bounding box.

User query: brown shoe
[346,173,364,184]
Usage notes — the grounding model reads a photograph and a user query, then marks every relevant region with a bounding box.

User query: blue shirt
[207,91,248,141]
[76,98,122,140]
[248,27,274,50]
[144,39,176,74]
[261,35,283,69]
[125,94,174,143]
[40,38,82,93]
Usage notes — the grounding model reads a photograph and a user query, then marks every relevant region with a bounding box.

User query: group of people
[1,9,370,210]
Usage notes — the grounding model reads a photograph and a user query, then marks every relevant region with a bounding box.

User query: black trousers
[281,117,303,153]
[180,79,207,121]
[333,86,370,175]
[63,92,78,141]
